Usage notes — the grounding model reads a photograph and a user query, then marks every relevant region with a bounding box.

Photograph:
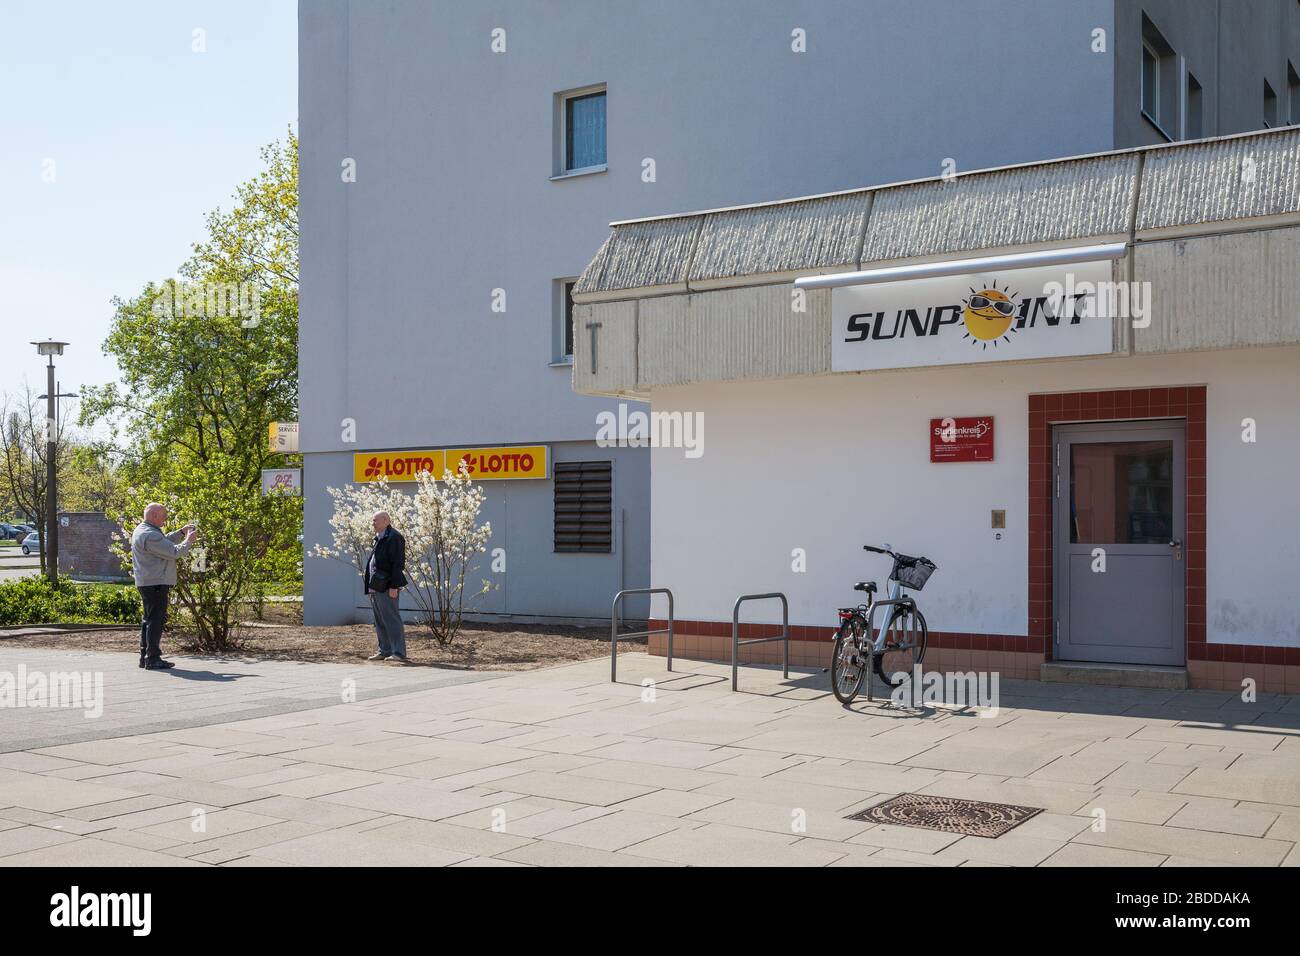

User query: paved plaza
[0,646,1298,866]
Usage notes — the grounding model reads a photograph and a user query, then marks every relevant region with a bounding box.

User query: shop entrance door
[1054,421,1185,666]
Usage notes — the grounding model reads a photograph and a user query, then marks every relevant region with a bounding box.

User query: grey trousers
[369,590,407,657]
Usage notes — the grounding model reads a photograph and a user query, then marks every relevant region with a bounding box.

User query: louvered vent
[554,461,613,553]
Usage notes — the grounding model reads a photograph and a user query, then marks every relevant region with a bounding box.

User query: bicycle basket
[893,556,937,591]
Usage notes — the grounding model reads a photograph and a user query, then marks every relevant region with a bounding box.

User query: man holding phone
[130,502,199,671]
[364,510,408,663]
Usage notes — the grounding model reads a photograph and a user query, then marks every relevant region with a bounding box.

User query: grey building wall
[303,441,651,625]
[297,0,1124,448]
[1113,0,1300,147]
[299,1,1299,626]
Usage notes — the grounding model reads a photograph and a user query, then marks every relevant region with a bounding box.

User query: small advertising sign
[930,416,994,463]
[269,422,300,453]
[260,468,303,495]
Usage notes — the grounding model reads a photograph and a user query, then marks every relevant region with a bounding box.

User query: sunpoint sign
[831,259,1115,372]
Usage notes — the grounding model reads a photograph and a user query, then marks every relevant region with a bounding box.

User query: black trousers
[138,585,170,663]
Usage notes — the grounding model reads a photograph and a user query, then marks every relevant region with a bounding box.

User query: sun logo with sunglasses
[961,282,1020,349]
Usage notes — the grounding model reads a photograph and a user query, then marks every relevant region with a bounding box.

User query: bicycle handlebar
[862,544,892,556]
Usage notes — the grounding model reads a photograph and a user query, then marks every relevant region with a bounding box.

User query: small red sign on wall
[930,416,994,462]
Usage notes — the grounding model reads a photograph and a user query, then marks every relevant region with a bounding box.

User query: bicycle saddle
[853,581,877,593]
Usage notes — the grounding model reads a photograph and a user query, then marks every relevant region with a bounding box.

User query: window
[1140,14,1177,139]
[1186,72,1202,139]
[560,87,606,174]
[1290,63,1300,125]
[1264,79,1278,128]
[553,278,577,364]
[554,461,612,553]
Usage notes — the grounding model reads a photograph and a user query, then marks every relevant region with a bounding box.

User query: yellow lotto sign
[353,446,548,483]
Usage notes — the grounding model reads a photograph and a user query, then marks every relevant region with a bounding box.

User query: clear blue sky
[0,0,297,416]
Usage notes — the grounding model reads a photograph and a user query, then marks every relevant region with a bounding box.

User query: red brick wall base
[644,623,1298,693]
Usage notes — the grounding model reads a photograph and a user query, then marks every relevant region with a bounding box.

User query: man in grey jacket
[130,503,199,671]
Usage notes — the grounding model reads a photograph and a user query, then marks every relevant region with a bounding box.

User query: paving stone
[1072,819,1292,866]
[1166,801,1279,837]
[1041,843,1167,866]
[0,775,143,814]
[248,829,471,867]
[623,822,841,867]
[543,809,690,852]
[362,817,535,856]
[235,794,390,827]
[495,839,680,867]
[1077,792,1188,825]
[140,808,288,843]
[0,825,79,858]
[688,796,871,842]
[934,834,1066,866]
[4,650,1298,867]
[614,789,730,818]
[847,822,964,854]
[0,836,208,866]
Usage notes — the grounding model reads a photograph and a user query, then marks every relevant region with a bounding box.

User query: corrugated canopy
[575,127,1300,301]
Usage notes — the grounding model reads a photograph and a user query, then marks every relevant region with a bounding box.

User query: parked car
[0,523,23,540]
[20,532,40,555]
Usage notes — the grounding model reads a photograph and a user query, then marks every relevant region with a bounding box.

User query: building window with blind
[554,85,607,177]
[554,460,612,553]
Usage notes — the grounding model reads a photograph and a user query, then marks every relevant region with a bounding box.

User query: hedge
[0,578,141,627]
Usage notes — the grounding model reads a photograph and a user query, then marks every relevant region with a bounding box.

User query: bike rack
[610,588,674,682]
[860,596,913,702]
[731,592,789,692]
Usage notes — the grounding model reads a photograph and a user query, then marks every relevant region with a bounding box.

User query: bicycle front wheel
[830,616,868,704]
[874,605,927,688]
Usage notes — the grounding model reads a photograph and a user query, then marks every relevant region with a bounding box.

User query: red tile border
[1028,385,1207,664]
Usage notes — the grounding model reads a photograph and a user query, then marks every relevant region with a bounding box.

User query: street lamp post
[32,340,69,585]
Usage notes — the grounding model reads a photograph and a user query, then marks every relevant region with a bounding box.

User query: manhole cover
[847,793,1043,837]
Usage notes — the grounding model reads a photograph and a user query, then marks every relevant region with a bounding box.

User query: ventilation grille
[554,461,613,553]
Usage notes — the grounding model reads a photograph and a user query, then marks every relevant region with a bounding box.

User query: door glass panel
[1069,440,1174,544]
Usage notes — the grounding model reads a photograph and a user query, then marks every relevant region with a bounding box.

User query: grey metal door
[1054,421,1185,666]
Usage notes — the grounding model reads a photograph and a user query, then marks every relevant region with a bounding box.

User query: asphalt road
[0,545,41,582]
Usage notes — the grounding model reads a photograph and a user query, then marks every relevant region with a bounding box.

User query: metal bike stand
[861,596,911,703]
[610,588,674,682]
[731,592,789,692]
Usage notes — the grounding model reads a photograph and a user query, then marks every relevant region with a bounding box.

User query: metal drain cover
[848,792,1044,838]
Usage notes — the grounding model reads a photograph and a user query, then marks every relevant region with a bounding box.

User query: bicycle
[830,544,937,704]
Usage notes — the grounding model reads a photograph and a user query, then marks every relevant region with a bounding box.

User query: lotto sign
[446,446,548,480]
[353,446,548,482]
[930,417,994,463]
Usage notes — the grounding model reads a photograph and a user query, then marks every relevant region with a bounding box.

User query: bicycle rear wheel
[874,605,927,688]
[831,616,868,704]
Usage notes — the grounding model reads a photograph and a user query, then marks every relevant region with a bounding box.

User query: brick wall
[56,512,130,581]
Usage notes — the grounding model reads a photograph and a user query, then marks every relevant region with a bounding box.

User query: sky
[0,0,297,424]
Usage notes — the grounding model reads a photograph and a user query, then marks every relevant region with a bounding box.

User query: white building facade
[573,128,1300,692]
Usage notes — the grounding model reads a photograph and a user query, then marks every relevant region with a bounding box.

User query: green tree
[83,132,300,650]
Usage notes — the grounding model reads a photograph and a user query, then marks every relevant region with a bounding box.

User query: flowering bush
[311,462,493,645]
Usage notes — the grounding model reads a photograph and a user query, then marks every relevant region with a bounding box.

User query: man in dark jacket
[364,510,408,663]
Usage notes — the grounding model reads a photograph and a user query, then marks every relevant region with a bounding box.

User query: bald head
[371,511,390,534]
[144,503,168,526]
